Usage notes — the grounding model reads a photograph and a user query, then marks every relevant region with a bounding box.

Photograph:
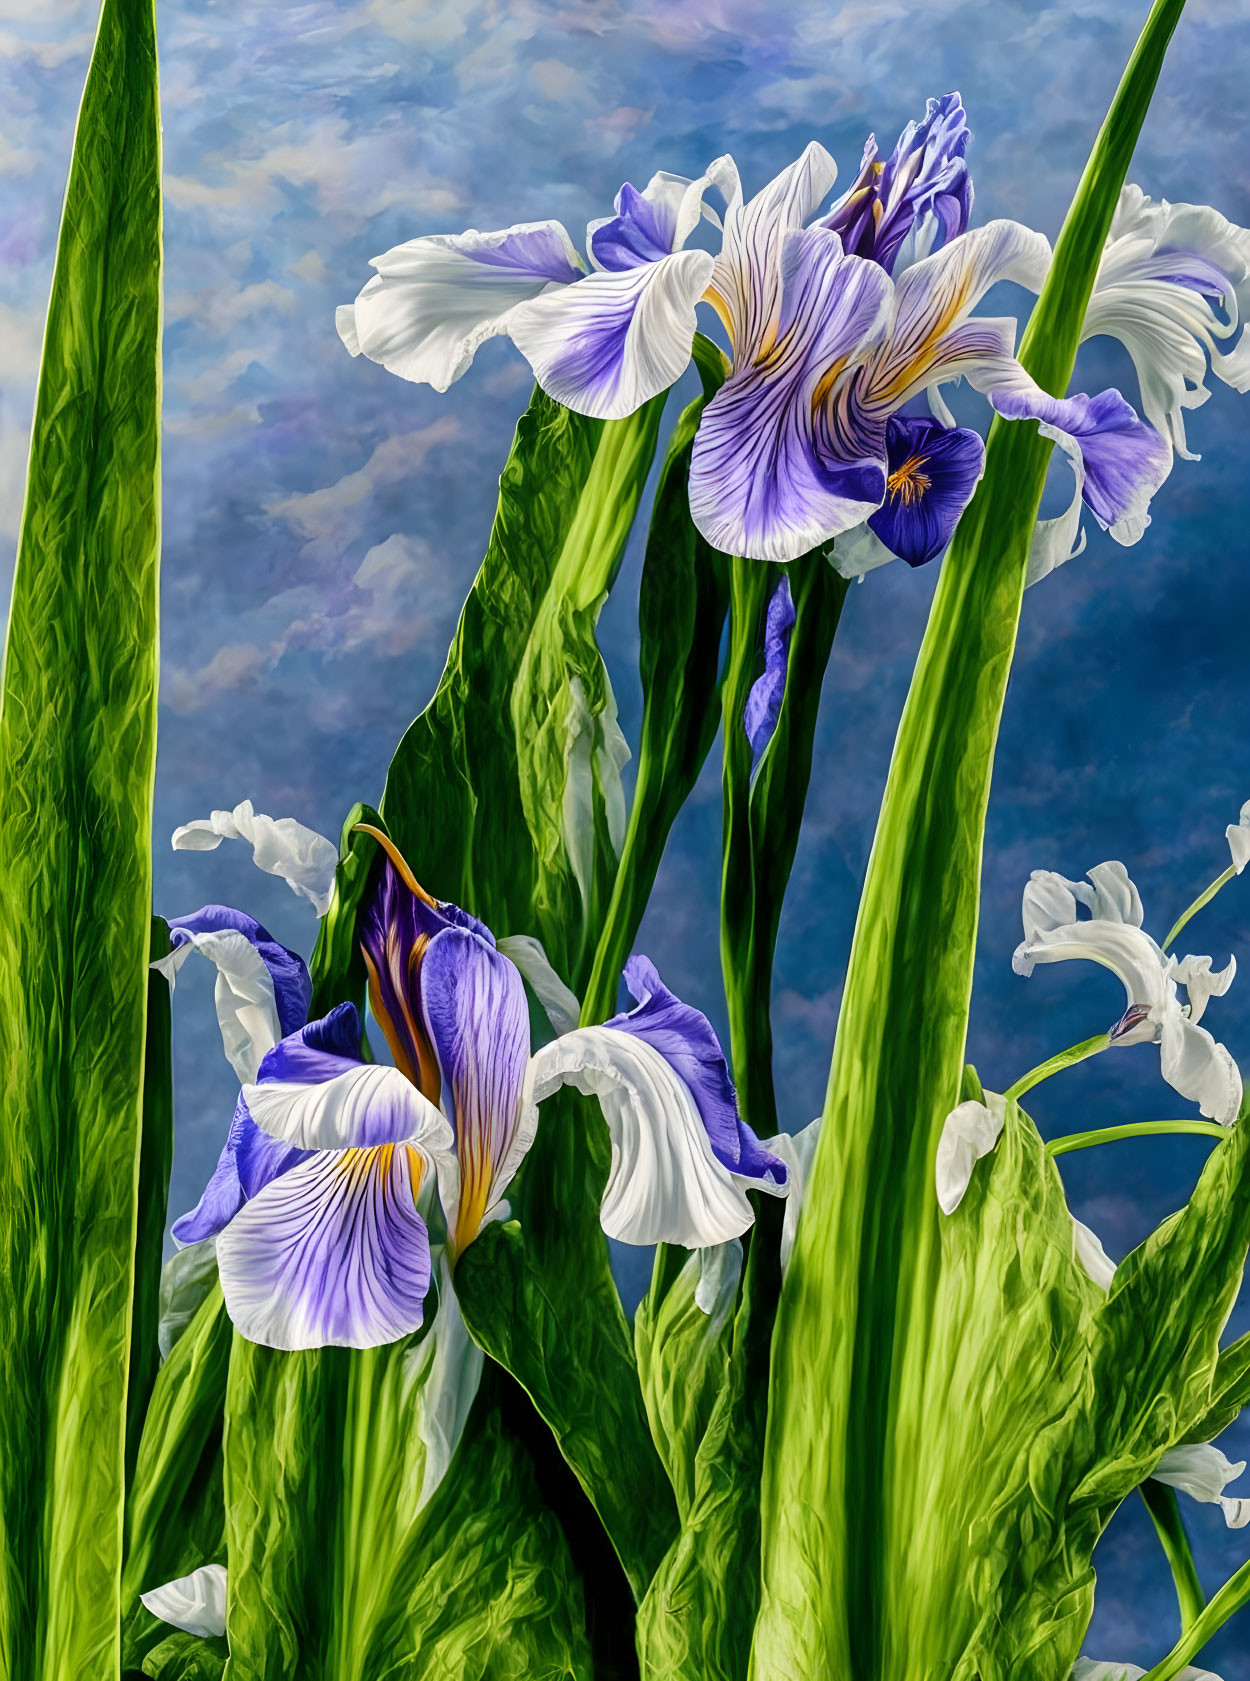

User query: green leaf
[455,1218,679,1600]
[122,1288,230,1673]
[139,1630,227,1681]
[0,0,162,1672]
[581,391,730,1025]
[636,1200,783,1681]
[719,553,845,1135]
[306,802,383,1026]
[1183,1329,1250,1443]
[127,919,175,1494]
[753,6,1189,1677]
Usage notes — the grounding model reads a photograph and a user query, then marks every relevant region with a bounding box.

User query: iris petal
[216,1142,435,1350]
[242,1061,450,1152]
[170,800,339,916]
[865,414,984,567]
[743,577,796,768]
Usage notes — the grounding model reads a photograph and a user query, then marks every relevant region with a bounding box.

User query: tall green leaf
[752,6,1189,1678]
[0,0,162,1674]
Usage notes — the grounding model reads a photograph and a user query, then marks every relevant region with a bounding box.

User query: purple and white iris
[337,94,1189,572]
[164,816,788,1350]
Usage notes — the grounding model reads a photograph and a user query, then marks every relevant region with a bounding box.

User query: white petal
[140,1563,228,1638]
[1073,1218,1117,1291]
[523,1026,758,1247]
[695,1236,744,1315]
[1014,919,1170,1022]
[337,220,583,391]
[1227,799,1250,874]
[508,248,714,420]
[157,1237,219,1361]
[762,1116,822,1272]
[828,520,899,581]
[1159,1010,1242,1126]
[171,800,339,916]
[1073,1666,1221,1681]
[406,1259,485,1512]
[495,935,581,1038]
[1155,1442,1250,1528]
[1170,952,1236,1026]
[242,1062,454,1153]
[936,1093,1006,1215]
[153,929,281,1084]
[1025,431,1089,589]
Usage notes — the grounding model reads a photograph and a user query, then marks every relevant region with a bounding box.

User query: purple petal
[419,927,533,1248]
[215,1143,434,1350]
[168,904,310,1038]
[256,1002,365,1085]
[744,576,797,767]
[170,1091,310,1243]
[462,225,583,285]
[689,227,893,562]
[866,414,985,567]
[825,92,972,275]
[607,955,787,1188]
[357,838,493,1101]
[590,182,674,270]
[990,385,1172,539]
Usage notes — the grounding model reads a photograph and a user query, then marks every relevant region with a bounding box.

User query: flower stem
[1004,1033,1110,1101]
[1140,1480,1205,1634]
[1046,1119,1228,1158]
[1163,864,1237,954]
[1141,1552,1250,1681]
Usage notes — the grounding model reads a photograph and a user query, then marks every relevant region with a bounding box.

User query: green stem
[1046,1120,1228,1157]
[1005,1034,1110,1101]
[1139,1481,1205,1634]
[1141,1554,1250,1681]
[1163,865,1236,954]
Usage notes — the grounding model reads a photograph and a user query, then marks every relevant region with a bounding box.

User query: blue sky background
[4,0,1250,1668]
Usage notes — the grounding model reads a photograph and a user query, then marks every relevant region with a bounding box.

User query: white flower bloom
[1073,1664,1223,1681]
[1154,1441,1250,1531]
[763,1116,822,1271]
[140,1563,228,1639]
[936,1092,1007,1214]
[1227,799,1250,874]
[171,800,339,916]
[1012,861,1242,1126]
[1084,185,1250,461]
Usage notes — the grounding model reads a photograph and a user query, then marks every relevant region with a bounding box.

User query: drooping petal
[242,1061,451,1152]
[744,576,796,769]
[705,140,840,363]
[140,1563,228,1638]
[418,927,533,1250]
[336,221,584,391]
[496,934,582,1038]
[588,156,740,270]
[864,413,984,567]
[507,248,715,421]
[155,906,311,1083]
[171,801,340,917]
[762,1115,822,1272]
[935,1092,1006,1214]
[824,92,972,276]
[1227,799,1250,873]
[690,227,894,562]
[169,1121,246,1246]
[1158,1009,1242,1127]
[1154,1442,1250,1529]
[524,1025,781,1248]
[1085,185,1250,457]
[216,1142,437,1350]
[606,955,787,1186]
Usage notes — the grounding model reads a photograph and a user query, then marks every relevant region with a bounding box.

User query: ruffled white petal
[1154,1442,1250,1530]
[140,1563,228,1638]
[152,929,281,1084]
[1227,799,1250,874]
[1158,1008,1242,1127]
[242,1063,454,1153]
[337,221,583,391]
[1170,952,1236,1026]
[495,935,581,1038]
[523,1026,763,1247]
[508,248,714,421]
[936,1092,1006,1214]
[171,800,339,917]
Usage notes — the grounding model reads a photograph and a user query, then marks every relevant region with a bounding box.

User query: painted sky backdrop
[4,0,1250,1668]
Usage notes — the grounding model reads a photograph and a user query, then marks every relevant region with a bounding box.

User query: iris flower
[338,95,1167,569]
[164,819,788,1351]
[1012,861,1242,1127]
